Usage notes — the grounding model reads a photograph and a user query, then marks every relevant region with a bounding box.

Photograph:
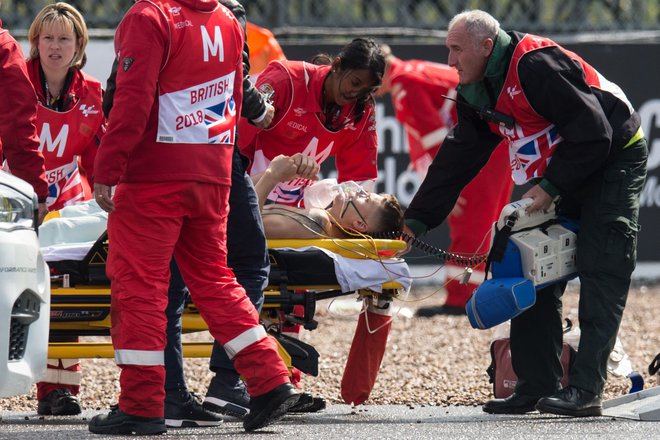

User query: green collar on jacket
[457,29,512,108]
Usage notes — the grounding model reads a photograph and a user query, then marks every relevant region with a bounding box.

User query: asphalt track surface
[1,405,658,439]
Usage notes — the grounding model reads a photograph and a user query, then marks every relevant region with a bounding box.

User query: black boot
[89,406,166,436]
[483,392,542,414]
[289,392,327,413]
[37,389,82,416]
[243,383,299,432]
[536,386,602,417]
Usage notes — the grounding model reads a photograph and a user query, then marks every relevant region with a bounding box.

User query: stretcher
[45,230,410,381]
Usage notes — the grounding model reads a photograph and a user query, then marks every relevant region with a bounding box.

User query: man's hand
[94,183,115,213]
[522,184,553,213]
[398,223,416,256]
[252,102,275,129]
[267,155,300,182]
[291,153,319,181]
[37,202,48,225]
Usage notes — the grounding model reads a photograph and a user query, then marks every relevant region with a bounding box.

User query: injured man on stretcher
[254,153,405,239]
[39,154,410,293]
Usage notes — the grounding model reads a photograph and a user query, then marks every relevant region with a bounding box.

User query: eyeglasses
[340,197,368,224]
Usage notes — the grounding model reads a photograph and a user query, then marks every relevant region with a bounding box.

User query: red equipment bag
[486,337,576,398]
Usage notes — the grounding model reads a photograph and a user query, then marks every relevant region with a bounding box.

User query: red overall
[387,57,513,307]
[93,0,290,417]
[23,61,106,401]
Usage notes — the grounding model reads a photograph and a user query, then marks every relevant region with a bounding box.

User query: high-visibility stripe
[623,126,644,149]
[42,368,82,386]
[224,326,267,360]
[114,349,164,366]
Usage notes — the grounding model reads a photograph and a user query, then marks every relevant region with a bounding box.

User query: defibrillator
[467,198,579,329]
[490,198,578,286]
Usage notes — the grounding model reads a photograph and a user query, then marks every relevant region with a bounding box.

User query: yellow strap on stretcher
[266,238,406,259]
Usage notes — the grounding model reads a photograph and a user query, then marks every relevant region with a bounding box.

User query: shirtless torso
[262,205,333,239]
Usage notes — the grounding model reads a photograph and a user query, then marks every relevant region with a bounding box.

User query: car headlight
[0,183,35,229]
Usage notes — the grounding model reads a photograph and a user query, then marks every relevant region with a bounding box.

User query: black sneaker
[89,406,166,436]
[165,392,223,428]
[37,388,82,416]
[203,376,250,419]
[289,392,327,413]
[243,383,299,432]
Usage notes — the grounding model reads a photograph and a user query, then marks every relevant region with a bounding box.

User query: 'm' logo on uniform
[201,26,224,62]
[39,123,69,157]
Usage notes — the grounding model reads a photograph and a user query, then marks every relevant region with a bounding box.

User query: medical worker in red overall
[89,0,297,435]
[239,37,385,203]
[377,47,513,315]
[23,4,106,416]
[237,39,384,402]
[0,18,47,219]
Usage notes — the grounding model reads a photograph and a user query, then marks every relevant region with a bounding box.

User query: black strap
[483,212,518,281]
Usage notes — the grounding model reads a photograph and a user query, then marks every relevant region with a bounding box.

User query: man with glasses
[253,154,404,239]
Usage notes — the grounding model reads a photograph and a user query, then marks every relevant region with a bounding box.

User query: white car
[0,171,50,397]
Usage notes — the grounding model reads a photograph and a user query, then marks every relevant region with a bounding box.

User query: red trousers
[36,359,81,400]
[107,181,289,417]
[444,143,513,307]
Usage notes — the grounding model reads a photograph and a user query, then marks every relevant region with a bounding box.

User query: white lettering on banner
[639,99,660,170]
[39,123,69,158]
[640,176,660,207]
[201,26,224,62]
[374,157,421,207]
[375,103,404,154]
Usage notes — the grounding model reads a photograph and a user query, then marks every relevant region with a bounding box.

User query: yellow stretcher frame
[47,238,407,362]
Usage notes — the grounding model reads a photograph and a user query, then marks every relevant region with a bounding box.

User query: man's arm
[253,154,319,211]
[404,100,502,236]
[93,4,169,212]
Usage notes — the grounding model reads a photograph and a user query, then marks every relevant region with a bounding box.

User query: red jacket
[0,22,47,201]
[94,0,244,187]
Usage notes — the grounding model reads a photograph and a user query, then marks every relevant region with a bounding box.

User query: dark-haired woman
[239,37,385,206]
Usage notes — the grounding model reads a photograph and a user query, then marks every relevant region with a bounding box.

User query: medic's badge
[122,57,134,72]
[258,83,275,102]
